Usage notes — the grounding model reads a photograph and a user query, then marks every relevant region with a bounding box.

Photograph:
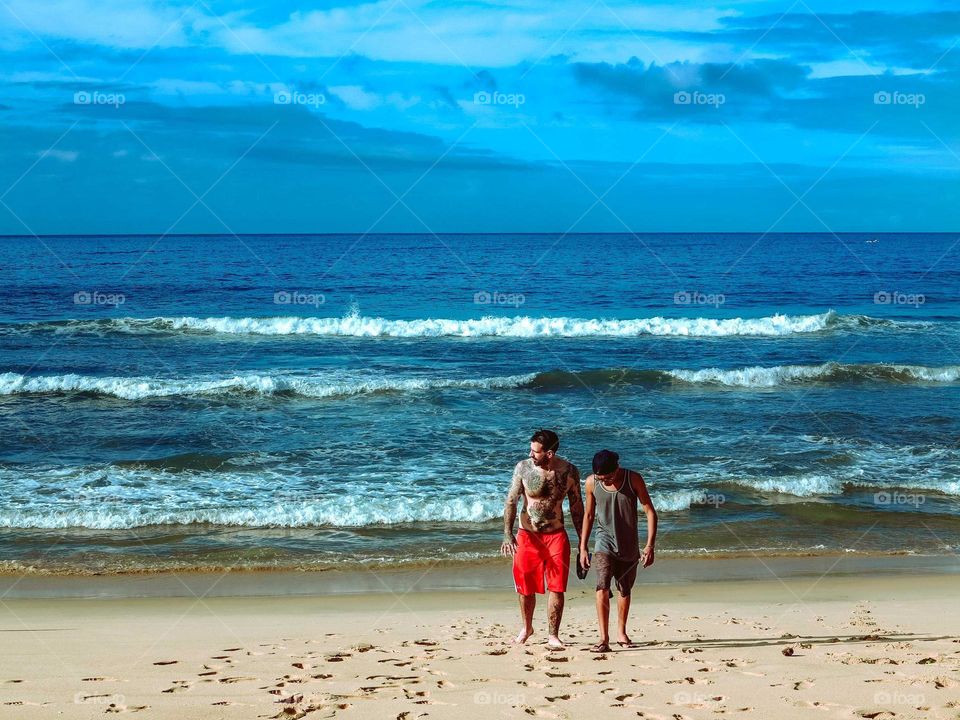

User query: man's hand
[641,545,655,568]
[578,547,590,569]
[501,535,518,556]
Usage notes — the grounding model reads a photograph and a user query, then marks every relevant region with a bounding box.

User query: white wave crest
[0,495,507,530]
[730,474,844,496]
[15,310,847,338]
[667,362,960,387]
[0,371,536,400]
[161,312,841,337]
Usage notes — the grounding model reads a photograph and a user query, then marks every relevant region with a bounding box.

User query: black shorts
[593,551,639,597]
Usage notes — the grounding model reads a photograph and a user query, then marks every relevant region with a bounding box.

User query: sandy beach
[2,564,959,719]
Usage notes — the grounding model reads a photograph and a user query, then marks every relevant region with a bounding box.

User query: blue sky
[1,0,958,233]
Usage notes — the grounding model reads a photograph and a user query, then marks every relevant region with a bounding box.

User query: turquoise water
[1,233,958,572]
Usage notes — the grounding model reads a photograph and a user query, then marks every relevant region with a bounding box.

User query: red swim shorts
[513,529,571,595]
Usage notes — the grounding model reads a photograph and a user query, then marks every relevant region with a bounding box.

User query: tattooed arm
[501,463,524,556]
[566,465,585,544]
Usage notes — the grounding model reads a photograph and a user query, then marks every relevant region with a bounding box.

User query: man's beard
[533,455,551,468]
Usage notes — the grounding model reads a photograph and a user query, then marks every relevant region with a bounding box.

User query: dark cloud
[572,57,960,139]
[472,70,497,92]
[49,100,526,171]
[571,58,807,122]
[430,84,460,108]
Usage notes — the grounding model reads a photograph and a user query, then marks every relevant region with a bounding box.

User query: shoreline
[2,553,957,599]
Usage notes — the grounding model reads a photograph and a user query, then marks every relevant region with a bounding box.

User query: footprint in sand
[152,660,178,666]
[517,679,548,689]
[521,706,558,718]
[162,681,193,694]
[104,703,150,713]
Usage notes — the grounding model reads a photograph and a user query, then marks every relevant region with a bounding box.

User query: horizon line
[1,231,957,239]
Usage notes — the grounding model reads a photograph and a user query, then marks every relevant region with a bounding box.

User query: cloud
[38,148,78,161]
[571,57,807,122]
[572,56,960,140]
[49,99,522,171]
[0,0,205,50]
[327,85,421,111]
[0,0,738,65]
[668,10,960,69]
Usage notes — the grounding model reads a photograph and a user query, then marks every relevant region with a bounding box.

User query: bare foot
[514,628,535,644]
[547,636,565,649]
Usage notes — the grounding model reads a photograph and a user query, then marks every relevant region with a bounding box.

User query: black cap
[592,449,619,475]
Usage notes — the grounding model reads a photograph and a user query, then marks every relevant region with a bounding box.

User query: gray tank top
[593,469,640,560]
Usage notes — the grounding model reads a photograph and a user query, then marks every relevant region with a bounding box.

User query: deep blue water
[1,233,958,572]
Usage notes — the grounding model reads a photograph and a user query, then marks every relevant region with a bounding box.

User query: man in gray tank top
[578,449,658,653]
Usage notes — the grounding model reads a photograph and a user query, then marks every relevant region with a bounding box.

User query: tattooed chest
[523,470,564,500]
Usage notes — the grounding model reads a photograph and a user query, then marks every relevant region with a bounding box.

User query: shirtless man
[501,429,584,649]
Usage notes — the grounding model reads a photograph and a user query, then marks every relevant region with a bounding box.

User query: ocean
[1,232,958,574]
